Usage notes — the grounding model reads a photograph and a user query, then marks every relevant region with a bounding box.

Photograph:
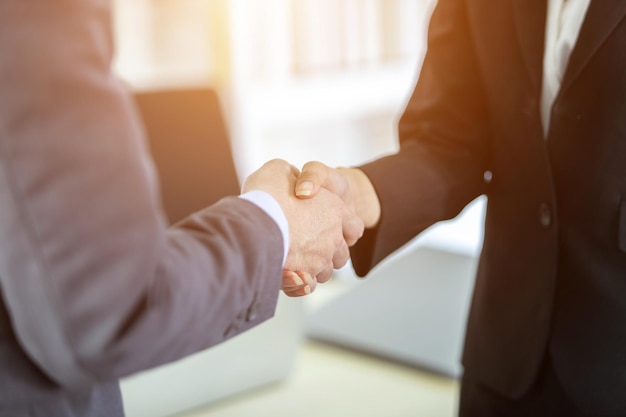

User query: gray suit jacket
[0,1,283,416]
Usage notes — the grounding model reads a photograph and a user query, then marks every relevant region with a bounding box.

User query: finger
[282,280,311,297]
[283,289,304,297]
[299,271,317,293]
[282,270,305,288]
[295,161,330,198]
[342,207,365,246]
[332,240,350,269]
[282,271,316,296]
[316,266,334,284]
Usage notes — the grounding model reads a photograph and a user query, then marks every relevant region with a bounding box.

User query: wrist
[239,190,290,265]
[340,167,381,229]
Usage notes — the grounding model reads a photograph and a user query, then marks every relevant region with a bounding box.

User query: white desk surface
[174,340,459,417]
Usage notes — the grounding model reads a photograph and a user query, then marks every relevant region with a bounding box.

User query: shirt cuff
[239,190,289,266]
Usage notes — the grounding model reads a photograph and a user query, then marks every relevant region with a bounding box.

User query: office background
[111,1,481,416]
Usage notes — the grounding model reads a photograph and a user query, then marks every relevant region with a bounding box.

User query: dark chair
[123,89,301,417]
[133,88,241,224]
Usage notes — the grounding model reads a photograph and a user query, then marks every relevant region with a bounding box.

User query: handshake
[242,159,381,297]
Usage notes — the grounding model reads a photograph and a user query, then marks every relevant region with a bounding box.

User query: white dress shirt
[541,0,591,136]
[240,190,290,266]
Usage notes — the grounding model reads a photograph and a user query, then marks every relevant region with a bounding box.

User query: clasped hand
[242,159,365,297]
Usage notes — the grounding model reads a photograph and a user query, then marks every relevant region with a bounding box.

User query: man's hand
[295,161,382,229]
[242,159,364,297]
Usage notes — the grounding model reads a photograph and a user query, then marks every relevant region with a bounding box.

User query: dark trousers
[459,356,600,417]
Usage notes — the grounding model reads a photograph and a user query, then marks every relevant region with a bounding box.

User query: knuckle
[303,160,321,170]
[265,158,288,171]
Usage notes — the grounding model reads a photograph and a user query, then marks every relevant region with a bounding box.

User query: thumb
[295,161,329,199]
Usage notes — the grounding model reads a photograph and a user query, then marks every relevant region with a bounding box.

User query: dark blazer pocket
[619,197,626,253]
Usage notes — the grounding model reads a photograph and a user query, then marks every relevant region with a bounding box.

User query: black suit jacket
[351,0,626,414]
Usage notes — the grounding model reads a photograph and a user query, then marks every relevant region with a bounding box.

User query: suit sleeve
[350,0,492,276]
[0,0,283,389]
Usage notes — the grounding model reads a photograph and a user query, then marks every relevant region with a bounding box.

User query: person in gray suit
[0,1,363,416]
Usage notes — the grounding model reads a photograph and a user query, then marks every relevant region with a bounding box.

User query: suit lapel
[512,0,547,95]
[560,0,626,93]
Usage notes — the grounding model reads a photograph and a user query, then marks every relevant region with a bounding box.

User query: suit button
[246,306,258,322]
[538,203,552,228]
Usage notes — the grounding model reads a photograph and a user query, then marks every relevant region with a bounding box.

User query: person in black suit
[296,0,626,415]
[0,1,362,416]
